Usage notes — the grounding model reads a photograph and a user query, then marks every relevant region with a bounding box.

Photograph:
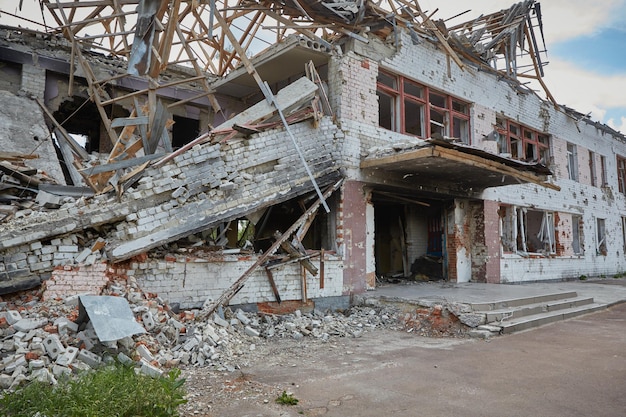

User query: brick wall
[20,64,46,98]
[130,255,344,309]
[43,262,109,300]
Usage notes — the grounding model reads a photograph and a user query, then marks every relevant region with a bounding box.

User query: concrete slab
[365,278,626,307]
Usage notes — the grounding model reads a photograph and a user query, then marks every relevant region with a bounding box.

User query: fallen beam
[198,178,343,319]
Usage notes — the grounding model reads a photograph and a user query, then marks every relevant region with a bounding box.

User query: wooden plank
[276,231,318,276]
[0,162,41,187]
[0,152,38,161]
[79,153,164,175]
[433,147,560,190]
[110,116,149,128]
[55,128,86,186]
[264,267,282,303]
[35,97,90,161]
[198,178,343,318]
[360,147,435,169]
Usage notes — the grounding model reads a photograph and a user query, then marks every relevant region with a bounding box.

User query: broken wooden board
[198,178,343,319]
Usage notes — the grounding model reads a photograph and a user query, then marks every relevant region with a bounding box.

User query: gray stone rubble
[0,278,425,391]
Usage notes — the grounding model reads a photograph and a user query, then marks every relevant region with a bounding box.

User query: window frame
[376,70,471,143]
[589,150,597,187]
[500,205,556,256]
[596,217,607,256]
[495,118,550,163]
[617,155,626,194]
[567,142,579,182]
[572,214,584,255]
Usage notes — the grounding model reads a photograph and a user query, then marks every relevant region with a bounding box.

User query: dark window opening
[172,115,200,149]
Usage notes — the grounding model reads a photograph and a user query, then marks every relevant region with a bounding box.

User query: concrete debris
[0,277,476,392]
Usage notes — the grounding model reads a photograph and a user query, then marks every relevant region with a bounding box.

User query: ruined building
[1,1,625,313]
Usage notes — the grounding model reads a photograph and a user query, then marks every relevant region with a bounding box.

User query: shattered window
[572,215,584,255]
[376,70,470,143]
[596,218,607,256]
[622,217,626,256]
[600,155,608,186]
[567,143,578,181]
[500,205,556,255]
[617,155,626,194]
[495,118,550,164]
[589,151,597,187]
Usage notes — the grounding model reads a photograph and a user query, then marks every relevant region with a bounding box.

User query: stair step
[470,291,578,311]
[492,303,606,334]
[481,297,595,322]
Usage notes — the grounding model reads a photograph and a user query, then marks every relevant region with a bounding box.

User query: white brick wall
[340,30,626,282]
[132,255,344,309]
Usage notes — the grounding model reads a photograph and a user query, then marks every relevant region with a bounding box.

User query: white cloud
[542,58,626,120]
[607,117,626,133]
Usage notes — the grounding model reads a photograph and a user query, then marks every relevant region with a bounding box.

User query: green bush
[0,363,187,417]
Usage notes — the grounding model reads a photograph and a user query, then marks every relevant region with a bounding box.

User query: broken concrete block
[141,311,156,331]
[76,330,96,350]
[3,310,22,325]
[117,352,134,365]
[56,346,79,366]
[28,359,46,370]
[2,339,15,351]
[9,373,27,391]
[43,334,66,360]
[213,314,229,328]
[0,374,13,389]
[236,310,251,325]
[52,364,72,378]
[13,318,48,332]
[136,344,154,362]
[77,349,102,368]
[4,355,27,373]
[182,337,199,352]
[31,368,57,384]
[139,359,163,378]
[54,317,79,334]
[69,360,91,373]
[74,248,92,264]
[244,326,260,337]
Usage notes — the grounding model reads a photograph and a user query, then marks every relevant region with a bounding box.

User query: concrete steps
[471,291,606,334]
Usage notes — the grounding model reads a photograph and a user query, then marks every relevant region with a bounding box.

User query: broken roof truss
[4,1,553,196]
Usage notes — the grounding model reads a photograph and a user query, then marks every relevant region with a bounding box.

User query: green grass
[0,362,187,417]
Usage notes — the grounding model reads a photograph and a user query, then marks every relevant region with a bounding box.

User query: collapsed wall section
[0,114,343,298]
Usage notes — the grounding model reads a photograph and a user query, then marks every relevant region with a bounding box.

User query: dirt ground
[180,303,626,417]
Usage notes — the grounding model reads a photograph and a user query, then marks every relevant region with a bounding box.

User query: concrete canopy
[360,140,558,192]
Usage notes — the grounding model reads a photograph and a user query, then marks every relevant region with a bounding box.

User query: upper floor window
[617,155,626,194]
[377,70,470,143]
[589,151,597,186]
[495,118,550,164]
[600,155,608,186]
[567,142,578,181]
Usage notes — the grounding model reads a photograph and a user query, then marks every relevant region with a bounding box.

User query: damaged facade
[1,0,625,313]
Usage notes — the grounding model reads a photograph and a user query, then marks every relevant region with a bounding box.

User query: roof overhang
[361,140,559,192]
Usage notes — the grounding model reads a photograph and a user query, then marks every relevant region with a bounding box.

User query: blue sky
[421,0,626,133]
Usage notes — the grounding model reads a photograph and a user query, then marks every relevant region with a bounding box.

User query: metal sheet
[78,295,146,342]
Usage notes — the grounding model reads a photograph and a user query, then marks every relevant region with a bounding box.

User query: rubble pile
[0,275,476,392]
[0,278,413,392]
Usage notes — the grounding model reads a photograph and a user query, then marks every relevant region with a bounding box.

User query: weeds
[0,362,187,417]
[275,390,299,406]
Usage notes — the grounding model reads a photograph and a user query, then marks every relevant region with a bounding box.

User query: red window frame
[496,119,550,164]
[376,70,470,143]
